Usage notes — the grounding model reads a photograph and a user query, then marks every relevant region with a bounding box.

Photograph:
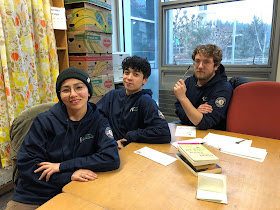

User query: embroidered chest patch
[215,97,226,108]
[130,107,138,112]
[202,96,208,102]
[80,134,94,143]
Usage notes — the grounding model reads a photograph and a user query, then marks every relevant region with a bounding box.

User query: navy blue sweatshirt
[96,88,171,145]
[12,102,120,205]
[175,64,233,130]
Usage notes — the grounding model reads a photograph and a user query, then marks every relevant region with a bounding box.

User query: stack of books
[175,143,222,176]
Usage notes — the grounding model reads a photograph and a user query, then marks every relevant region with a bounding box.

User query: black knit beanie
[56,67,93,102]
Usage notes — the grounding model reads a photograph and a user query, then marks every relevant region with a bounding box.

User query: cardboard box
[88,95,103,104]
[66,3,112,33]
[65,0,112,10]
[68,31,112,53]
[69,54,113,76]
[112,52,130,83]
[91,74,114,96]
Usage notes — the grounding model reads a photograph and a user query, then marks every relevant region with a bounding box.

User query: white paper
[175,126,196,137]
[171,138,205,148]
[203,133,252,149]
[196,173,228,204]
[51,7,67,30]
[220,145,267,162]
[134,147,177,166]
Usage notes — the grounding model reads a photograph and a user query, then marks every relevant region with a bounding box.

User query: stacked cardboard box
[65,0,114,100]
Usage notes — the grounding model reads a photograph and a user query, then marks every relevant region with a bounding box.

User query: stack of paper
[202,133,267,162]
[196,173,228,204]
[220,145,267,162]
[203,133,252,149]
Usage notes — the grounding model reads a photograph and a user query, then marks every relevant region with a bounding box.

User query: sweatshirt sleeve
[196,84,233,130]
[59,119,120,173]
[16,116,73,188]
[124,98,171,144]
[174,99,194,125]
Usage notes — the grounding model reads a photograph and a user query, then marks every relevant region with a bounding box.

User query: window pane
[165,0,273,65]
[131,0,154,20]
[131,20,155,61]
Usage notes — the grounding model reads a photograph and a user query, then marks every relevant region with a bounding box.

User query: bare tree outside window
[166,0,273,65]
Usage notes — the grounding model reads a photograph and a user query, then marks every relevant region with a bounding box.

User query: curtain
[0,0,59,167]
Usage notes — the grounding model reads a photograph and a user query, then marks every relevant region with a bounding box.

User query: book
[194,163,218,170]
[196,173,228,204]
[175,153,222,177]
[178,143,219,166]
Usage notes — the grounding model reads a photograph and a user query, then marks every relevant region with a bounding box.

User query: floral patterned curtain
[0,0,59,167]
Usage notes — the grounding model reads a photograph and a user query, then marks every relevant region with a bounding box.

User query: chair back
[226,81,280,140]
[9,102,56,186]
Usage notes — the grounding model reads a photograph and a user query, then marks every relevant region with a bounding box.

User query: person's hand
[34,162,60,182]
[174,79,187,101]
[197,102,213,114]
[117,139,127,150]
[71,169,98,182]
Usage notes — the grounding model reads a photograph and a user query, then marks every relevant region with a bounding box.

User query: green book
[178,144,219,166]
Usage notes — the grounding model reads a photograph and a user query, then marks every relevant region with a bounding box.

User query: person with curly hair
[97,56,171,149]
[174,44,233,130]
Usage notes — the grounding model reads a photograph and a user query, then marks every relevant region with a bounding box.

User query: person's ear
[214,63,220,71]
[142,78,148,86]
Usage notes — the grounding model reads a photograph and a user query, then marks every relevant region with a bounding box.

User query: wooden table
[37,193,104,210]
[61,124,280,209]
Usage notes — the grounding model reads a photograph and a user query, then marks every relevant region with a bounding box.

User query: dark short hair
[122,56,151,79]
[192,44,223,66]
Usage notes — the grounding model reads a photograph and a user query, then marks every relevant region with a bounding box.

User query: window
[115,0,159,68]
[160,0,280,84]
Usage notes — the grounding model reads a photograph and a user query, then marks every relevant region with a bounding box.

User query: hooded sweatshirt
[175,64,233,130]
[96,88,171,145]
[12,102,120,205]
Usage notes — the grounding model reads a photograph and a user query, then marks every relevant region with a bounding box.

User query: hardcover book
[178,144,219,166]
[175,153,222,176]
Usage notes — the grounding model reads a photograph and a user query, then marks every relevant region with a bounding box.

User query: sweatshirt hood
[120,87,153,98]
[49,102,97,125]
[192,64,228,89]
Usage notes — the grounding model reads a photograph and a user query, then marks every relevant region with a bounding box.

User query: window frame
[159,0,280,89]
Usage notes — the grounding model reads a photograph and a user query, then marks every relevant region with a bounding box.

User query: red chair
[226,81,280,140]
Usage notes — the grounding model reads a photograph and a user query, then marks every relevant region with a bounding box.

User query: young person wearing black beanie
[6,67,120,210]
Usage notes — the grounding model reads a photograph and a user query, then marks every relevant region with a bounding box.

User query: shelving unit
[50,0,69,72]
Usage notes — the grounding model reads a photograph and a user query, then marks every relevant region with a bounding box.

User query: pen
[181,65,191,80]
[235,139,247,144]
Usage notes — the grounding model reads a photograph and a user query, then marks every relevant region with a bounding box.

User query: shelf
[50,0,69,72]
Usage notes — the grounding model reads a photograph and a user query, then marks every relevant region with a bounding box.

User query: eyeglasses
[194,59,214,66]
[60,85,86,96]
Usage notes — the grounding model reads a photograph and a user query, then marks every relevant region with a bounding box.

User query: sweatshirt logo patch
[202,96,208,102]
[158,110,165,119]
[215,97,226,108]
[80,134,94,143]
[105,127,114,139]
[130,107,138,112]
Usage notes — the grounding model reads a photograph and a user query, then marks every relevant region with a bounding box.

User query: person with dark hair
[97,55,171,149]
[6,67,120,210]
[174,44,233,130]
